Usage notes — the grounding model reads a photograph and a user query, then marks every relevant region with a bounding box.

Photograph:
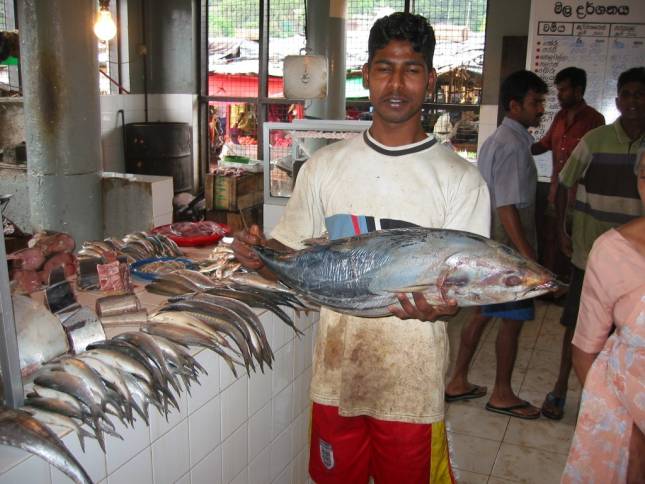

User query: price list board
[526,1,645,179]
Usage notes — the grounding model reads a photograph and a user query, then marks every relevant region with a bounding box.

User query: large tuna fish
[253,228,560,317]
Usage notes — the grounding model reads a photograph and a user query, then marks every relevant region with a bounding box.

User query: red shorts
[309,403,455,484]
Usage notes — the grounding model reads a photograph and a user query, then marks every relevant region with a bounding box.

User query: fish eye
[504,275,522,287]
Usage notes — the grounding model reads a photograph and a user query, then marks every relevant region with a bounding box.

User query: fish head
[460,243,561,304]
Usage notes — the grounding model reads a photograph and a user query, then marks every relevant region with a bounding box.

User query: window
[416,1,487,160]
[0,0,19,95]
[414,0,486,105]
[203,1,488,168]
[205,0,306,170]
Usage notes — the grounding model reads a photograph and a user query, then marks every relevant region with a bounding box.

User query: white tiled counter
[0,307,318,484]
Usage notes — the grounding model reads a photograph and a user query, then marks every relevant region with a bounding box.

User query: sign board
[527,0,645,179]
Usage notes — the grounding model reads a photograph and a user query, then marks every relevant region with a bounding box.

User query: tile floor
[445,300,580,484]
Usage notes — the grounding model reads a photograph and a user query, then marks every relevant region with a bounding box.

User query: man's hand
[232,224,266,271]
[388,292,458,322]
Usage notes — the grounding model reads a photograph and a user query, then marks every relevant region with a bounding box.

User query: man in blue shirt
[446,70,548,419]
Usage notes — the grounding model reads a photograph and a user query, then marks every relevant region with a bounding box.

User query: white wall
[477,0,532,151]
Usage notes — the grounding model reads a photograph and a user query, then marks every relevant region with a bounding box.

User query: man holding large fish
[234,12,492,483]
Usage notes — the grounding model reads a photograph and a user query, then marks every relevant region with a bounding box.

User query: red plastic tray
[152,222,231,247]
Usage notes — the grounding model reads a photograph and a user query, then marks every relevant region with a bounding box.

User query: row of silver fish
[152,291,281,375]
[78,232,182,261]
[4,328,216,483]
[145,269,309,336]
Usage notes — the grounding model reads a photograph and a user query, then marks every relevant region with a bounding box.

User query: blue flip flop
[541,392,566,420]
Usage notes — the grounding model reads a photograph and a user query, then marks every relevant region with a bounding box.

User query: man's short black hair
[555,67,587,94]
[368,12,436,70]
[500,70,548,111]
[617,67,645,93]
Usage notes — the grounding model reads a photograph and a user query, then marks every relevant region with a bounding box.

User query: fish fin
[181,375,192,396]
[77,433,86,453]
[435,266,462,304]
[301,235,329,246]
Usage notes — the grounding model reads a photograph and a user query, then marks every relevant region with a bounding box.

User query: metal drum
[125,122,193,193]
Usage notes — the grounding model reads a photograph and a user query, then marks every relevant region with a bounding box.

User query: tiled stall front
[0,309,318,484]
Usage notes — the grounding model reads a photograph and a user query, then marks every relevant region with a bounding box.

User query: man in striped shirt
[541,66,645,420]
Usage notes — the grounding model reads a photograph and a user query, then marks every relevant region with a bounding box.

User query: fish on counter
[204,286,305,336]
[22,405,95,452]
[152,289,281,375]
[0,407,92,484]
[142,319,241,377]
[144,268,308,336]
[253,227,561,317]
[78,232,182,262]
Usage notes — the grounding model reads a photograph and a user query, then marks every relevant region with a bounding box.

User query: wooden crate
[205,204,263,234]
[205,172,263,211]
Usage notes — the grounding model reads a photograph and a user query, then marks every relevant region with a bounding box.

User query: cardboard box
[205,204,263,234]
[205,172,263,211]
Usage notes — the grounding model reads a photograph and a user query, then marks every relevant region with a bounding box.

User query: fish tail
[181,374,193,396]
[78,426,95,453]
[192,359,208,376]
[93,417,107,452]
[131,399,149,425]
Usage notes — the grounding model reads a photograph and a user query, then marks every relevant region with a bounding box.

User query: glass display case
[262,120,371,205]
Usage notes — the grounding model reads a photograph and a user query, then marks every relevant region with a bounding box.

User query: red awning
[208,73,284,98]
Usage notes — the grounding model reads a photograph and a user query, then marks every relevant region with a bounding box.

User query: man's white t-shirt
[271,130,490,423]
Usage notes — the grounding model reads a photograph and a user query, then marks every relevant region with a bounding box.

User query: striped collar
[363,130,437,157]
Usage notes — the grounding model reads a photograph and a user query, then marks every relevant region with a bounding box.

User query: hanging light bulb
[94,0,117,41]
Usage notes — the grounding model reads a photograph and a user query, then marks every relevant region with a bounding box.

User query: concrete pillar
[306,0,346,120]
[18,0,103,244]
